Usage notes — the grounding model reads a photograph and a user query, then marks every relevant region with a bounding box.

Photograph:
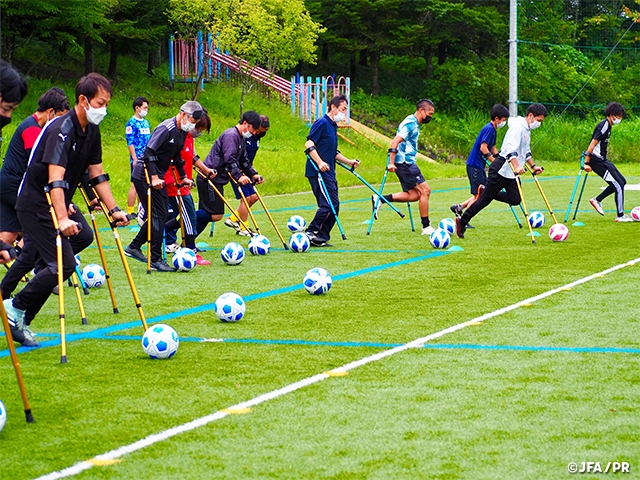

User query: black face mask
[421,115,432,125]
[0,115,11,130]
[256,131,267,139]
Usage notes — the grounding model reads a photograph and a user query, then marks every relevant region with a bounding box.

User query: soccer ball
[438,218,456,235]
[528,211,545,228]
[172,248,197,271]
[429,228,451,249]
[303,268,332,295]
[248,235,271,255]
[549,223,569,242]
[630,206,640,221]
[287,215,307,232]
[0,399,6,433]
[214,292,246,322]
[289,233,310,253]
[221,242,245,265]
[141,324,179,359]
[81,264,106,288]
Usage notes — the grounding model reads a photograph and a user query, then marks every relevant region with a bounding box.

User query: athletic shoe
[421,226,434,236]
[308,235,333,247]
[466,223,475,229]
[165,243,180,254]
[124,246,148,263]
[450,204,463,217]
[236,229,252,237]
[3,299,38,347]
[455,216,466,238]
[150,260,176,272]
[589,198,605,216]
[195,254,211,266]
[476,184,485,198]
[8,325,39,347]
[371,195,381,220]
[615,214,633,223]
[224,218,240,230]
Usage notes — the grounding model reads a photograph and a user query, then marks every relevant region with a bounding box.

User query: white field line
[36,257,640,480]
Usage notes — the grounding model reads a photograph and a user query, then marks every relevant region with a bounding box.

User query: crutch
[43,186,70,363]
[89,184,148,332]
[194,168,255,235]
[142,164,152,274]
[169,167,187,247]
[526,165,559,224]
[0,297,34,422]
[564,152,589,222]
[306,154,347,240]
[508,163,536,244]
[74,265,90,295]
[367,160,391,235]
[70,271,88,325]
[252,183,289,250]
[78,185,118,313]
[229,175,261,235]
[337,161,405,218]
[407,204,415,232]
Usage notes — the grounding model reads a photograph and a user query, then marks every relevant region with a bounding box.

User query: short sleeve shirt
[395,114,420,165]
[591,119,611,159]
[125,116,151,162]
[0,114,42,194]
[305,115,338,178]
[466,122,497,169]
[131,117,186,181]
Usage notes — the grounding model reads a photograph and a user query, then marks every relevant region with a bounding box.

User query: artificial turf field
[1,172,640,479]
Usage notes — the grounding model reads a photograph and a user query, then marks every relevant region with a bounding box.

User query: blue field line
[0,251,454,358]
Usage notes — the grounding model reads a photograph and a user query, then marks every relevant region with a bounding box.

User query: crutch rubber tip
[113,308,119,314]
[399,213,406,218]
[342,235,347,240]
[25,410,35,423]
[81,318,88,325]
[60,356,68,364]
[83,288,90,295]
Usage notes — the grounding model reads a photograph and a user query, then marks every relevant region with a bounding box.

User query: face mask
[529,120,541,130]
[85,104,107,125]
[0,115,10,129]
[334,112,346,123]
[256,131,267,139]
[139,109,148,118]
[242,130,253,139]
[181,119,196,132]
[190,129,203,138]
[421,115,432,125]
[612,118,621,125]
[498,120,507,129]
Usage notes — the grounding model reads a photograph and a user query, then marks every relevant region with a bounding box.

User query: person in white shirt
[456,103,547,238]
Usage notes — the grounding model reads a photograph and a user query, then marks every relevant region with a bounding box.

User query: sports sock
[383,194,394,202]
[127,205,135,215]
[421,216,430,228]
[228,213,239,222]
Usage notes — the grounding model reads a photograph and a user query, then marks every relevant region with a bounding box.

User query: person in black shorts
[585,102,631,222]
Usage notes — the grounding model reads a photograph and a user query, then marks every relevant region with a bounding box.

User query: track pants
[165,194,197,249]
[592,158,626,217]
[306,174,340,242]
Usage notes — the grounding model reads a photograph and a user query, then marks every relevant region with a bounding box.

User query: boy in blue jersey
[125,96,151,215]
[375,99,435,235]
[450,104,509,220]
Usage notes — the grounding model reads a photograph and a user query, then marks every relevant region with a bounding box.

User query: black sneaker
[124,246,148,263]
[9,325,40,347]
[466,223,475,229]
[450,204,463,217]
[150,260,176,272]
[308,235,333,247]
[455,216,466,239]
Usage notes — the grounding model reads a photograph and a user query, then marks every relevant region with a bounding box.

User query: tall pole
[509,0,518,117]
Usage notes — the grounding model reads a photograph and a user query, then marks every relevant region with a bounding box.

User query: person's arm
[336,151,359,169]
[224,134,250,184]
[125,121,138,165]
[583,138,599,172]
[0,240,15,264]
[304,139,329,172]
[48,164,79,237]
[142,127,169,189]
[88,163,129,226]
[128,145,138,166]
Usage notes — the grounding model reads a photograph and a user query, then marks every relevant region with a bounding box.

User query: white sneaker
[589,198,605,216]
[224,218,240,230]
[165,243,180,253]
[421,226,435,236]
[3,298,26,330]
[236,229,252,237]
[615,214,633,223]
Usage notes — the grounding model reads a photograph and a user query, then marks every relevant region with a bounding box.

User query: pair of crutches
[564,152,589,222]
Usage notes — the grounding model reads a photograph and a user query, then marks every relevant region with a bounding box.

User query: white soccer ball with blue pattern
[303,267,332,295]
[429,228,451,249]
[0,399,6,432]
[221,242,245,265]
[287,215,307,232]
[289,233,310,253]
[528,211,545,228]
[214,292,246,322]
[248,235,271,255]
[81,264,106,288]
[141,324,179,359]
[172,248,197,271]
[439,218,456,235]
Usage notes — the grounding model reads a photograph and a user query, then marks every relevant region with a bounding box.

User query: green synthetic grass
[2,173,640,479]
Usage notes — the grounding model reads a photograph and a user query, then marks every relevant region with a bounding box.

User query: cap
[181,100,203,120]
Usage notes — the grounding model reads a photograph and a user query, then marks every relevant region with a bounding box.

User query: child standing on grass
[585,102,632,222]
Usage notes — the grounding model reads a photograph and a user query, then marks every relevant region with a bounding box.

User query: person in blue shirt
[450,104,509,220]
[125,96,151,215]
[304,95,359,247]
[374,99,435,235]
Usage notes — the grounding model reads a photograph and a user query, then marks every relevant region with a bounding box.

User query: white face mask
[85,104,107,125]
[242,130,253,139]
[139,109,148,118]
[612,117,621,125]
[181,119,196,132]
[529,120,541,130]
[334,112,346,123]
[497,120,507,129]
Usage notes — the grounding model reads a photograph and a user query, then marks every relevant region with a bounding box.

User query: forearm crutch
[564,152,589,222]
[142,164,152,274]
[43,186,69,363]
[337,162,405,218]
[78,185,118,313]
[70,271,88,325]
[169,167,187,247]
[508,163,536,245]
[509,204,523,228]
[251,183,289,250]
[526,165,558,224]
[229,174,261,235]
[306,154,347,240]
[89,184,148,332]
[0,298,34,422]
[367,165,390,235]
[194,168,255,235]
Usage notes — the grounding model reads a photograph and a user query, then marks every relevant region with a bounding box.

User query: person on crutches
[585,102,632,222]
[373,99,435,236]
[304,95,359,247]
[456,103,547,239]
[2,73,129,346]
[124,100,200,271]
